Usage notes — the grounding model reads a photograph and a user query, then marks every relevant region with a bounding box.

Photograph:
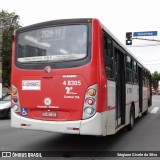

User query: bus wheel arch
[127,103,135,131]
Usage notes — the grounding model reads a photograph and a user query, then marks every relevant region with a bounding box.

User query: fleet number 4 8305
[63,80,81,86]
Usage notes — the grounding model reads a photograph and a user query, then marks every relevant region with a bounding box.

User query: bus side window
[144,70,148,87]
[126,55,132,83]
[133,61,138,85]
[103,34,114,79]
[142,70,145,87]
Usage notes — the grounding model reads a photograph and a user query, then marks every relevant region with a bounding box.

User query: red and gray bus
[11,18,152,136]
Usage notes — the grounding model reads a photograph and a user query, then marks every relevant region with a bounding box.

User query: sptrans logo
[22,80,41,90]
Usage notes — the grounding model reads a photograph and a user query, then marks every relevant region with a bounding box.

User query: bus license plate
[42,111,56,117]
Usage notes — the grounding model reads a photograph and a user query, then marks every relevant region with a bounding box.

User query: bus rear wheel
[127,106,135,131]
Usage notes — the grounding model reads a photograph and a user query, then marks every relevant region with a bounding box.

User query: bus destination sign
[39,27,65,41]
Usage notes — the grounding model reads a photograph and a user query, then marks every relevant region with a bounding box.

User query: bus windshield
[17,25,87,63]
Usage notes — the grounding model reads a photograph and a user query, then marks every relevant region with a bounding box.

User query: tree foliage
[152,71,160,90]
[0,10,21,86]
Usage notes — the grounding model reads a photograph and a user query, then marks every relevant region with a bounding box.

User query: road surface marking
[150,107,159,114]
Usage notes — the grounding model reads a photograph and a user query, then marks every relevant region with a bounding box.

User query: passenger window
[103,34,114,79]
[126,56,132,83]
[126,56,132,69]
[133,61,138,84]
[133,61,137,72]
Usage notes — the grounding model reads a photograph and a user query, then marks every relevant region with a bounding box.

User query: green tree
[0,10,21,87]
[152,71,160,91]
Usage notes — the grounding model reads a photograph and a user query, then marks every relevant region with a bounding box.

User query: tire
[127,106,135,131]
[5,109,11,119]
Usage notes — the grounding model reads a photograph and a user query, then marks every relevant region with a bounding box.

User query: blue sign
[21,108,28,116]
[133,31,157,37]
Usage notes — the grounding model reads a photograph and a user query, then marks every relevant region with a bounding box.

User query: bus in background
[11,19,152,136]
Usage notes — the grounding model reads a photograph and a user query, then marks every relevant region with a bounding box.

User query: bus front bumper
[11,109,103,136]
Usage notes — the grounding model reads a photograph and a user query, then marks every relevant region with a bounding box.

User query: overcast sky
[1,0,160,73]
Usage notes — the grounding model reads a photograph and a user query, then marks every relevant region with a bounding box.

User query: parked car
[0,93,11,118]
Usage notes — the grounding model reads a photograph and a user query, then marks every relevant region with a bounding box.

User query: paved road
[0,96,160,159]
